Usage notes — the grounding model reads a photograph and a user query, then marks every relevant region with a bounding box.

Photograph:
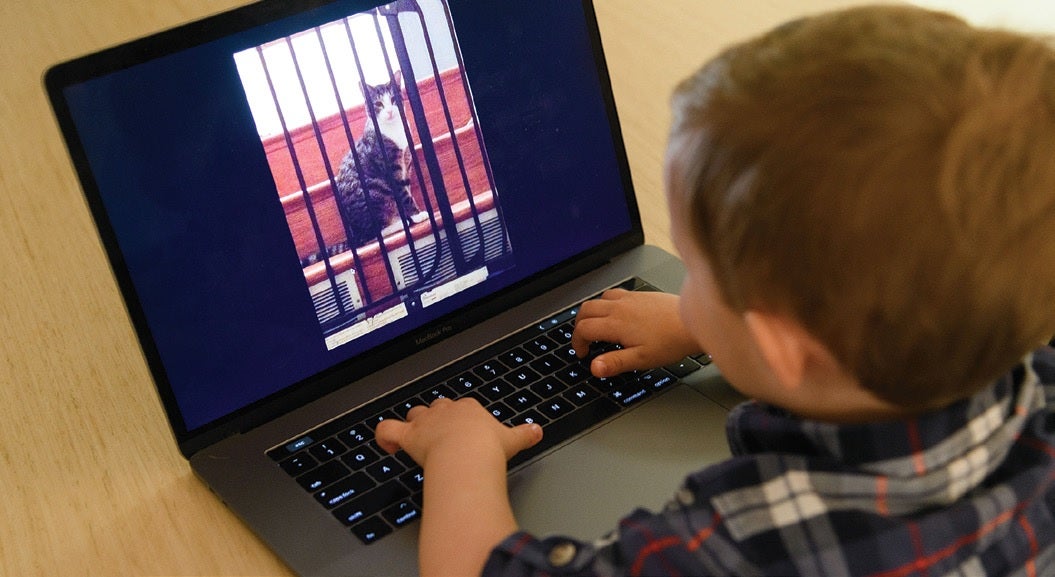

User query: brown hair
[670,5,1055,407]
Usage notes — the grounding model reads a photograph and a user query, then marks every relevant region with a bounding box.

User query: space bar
[508,397,621,470]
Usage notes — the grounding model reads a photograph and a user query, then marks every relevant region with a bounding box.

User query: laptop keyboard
[267,278,710,545]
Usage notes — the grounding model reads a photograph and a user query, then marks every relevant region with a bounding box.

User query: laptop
[46,0,738,574]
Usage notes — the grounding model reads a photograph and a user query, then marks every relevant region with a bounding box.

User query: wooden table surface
[0,0,863,574]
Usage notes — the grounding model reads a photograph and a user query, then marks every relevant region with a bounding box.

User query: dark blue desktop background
[62,0,634,434]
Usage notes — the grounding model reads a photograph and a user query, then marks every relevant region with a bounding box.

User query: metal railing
[254,0,510,338]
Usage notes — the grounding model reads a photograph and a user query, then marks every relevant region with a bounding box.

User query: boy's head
[667,5,1055,409]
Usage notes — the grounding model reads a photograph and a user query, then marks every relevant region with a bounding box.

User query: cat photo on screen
[336,71,428,249]
[233,0,513,351]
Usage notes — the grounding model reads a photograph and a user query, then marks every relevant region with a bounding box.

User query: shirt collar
[725,351,1048,476]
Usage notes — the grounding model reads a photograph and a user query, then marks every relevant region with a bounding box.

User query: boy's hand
[375,397,542,468]
[374,399,543,577]
[572,288,701,377]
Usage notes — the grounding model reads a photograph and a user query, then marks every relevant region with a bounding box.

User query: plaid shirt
[483,347,1055,577]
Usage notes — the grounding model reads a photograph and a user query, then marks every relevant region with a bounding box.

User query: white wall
[907,1,1055,34]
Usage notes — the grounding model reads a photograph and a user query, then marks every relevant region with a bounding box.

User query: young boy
[375,5,1055,576]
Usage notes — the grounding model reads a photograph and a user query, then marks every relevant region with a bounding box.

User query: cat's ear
[391,70,403,90]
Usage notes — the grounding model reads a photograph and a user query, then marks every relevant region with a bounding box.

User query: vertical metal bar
[318,24,375,307]
[285,35,345,237]
[346,14,403,302]
[389,11,446,287]
[316,27,358,171]
[382,1,471,277]
[397,96,445,285]
[436,0,510,258]
[370,10,430,288]
[257,45,349,320]
[288,34,372,319]
[381,11,445,285]
[405,0,485,266]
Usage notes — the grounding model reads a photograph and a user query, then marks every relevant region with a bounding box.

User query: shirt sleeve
[480,500,725,577]
[481,531,617,577]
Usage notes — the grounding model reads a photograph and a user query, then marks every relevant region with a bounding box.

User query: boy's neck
[780,369,949,424]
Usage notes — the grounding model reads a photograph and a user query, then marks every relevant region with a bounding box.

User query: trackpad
[507,384,731,540]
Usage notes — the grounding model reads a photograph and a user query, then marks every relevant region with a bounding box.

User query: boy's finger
[591,348,646,377]
[404,404,428,421]
[570,328,591,359]
[571,316,615,357]
[373,419,405,455]
[570,315,595,356]
[504,423,544,457]
[572,298,616,355]
[591,353,620,377]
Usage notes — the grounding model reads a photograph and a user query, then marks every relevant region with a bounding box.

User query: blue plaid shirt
[483,347,1055,576]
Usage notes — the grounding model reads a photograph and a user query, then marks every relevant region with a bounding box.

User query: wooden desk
[0,1,862,574]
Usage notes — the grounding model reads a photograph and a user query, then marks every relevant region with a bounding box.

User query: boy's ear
[743,310,812,391]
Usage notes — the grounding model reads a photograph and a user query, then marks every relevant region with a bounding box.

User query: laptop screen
[50,0,637,439]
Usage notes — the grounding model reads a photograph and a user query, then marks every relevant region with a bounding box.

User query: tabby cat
[334,72,426,248]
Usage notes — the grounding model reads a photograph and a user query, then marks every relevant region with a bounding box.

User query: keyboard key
[449,373,483,395]
[523,336,557,356]
[383,500,421,528]
[555,365,589,386]
[400,468,424,492]
[587,374,627,390]
[564,384,600,406]
[539,398,574,420]
[351,516,392,544]
[271,435,313,460]
[315,471,373,509]
[555,344,581,364]
[422,384,456,402]
[664,357,703,378]
[639,369,677,391]
[297,459,350,492]
[394,450,417,469]
[608,382,651,407]
[508,409,549,428]
[342,444,380,470]
[586,342,623,364]
[547,322,574,344]
[334,482,411,526]
[340,425,370,447]
[395,397,426,419]
[366,456,406,483]
[505,390,542,412]
[279,452,318,476]
[529,377,567,399]
[500,347,533,367]
[503,367,541,388]
[308,438,346,462]
[529,353,566,375]
[479,381,514,402]
[486,401,515,421]
[473,360,508,381]
[364,411,397,430]
[287,435,314,452]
